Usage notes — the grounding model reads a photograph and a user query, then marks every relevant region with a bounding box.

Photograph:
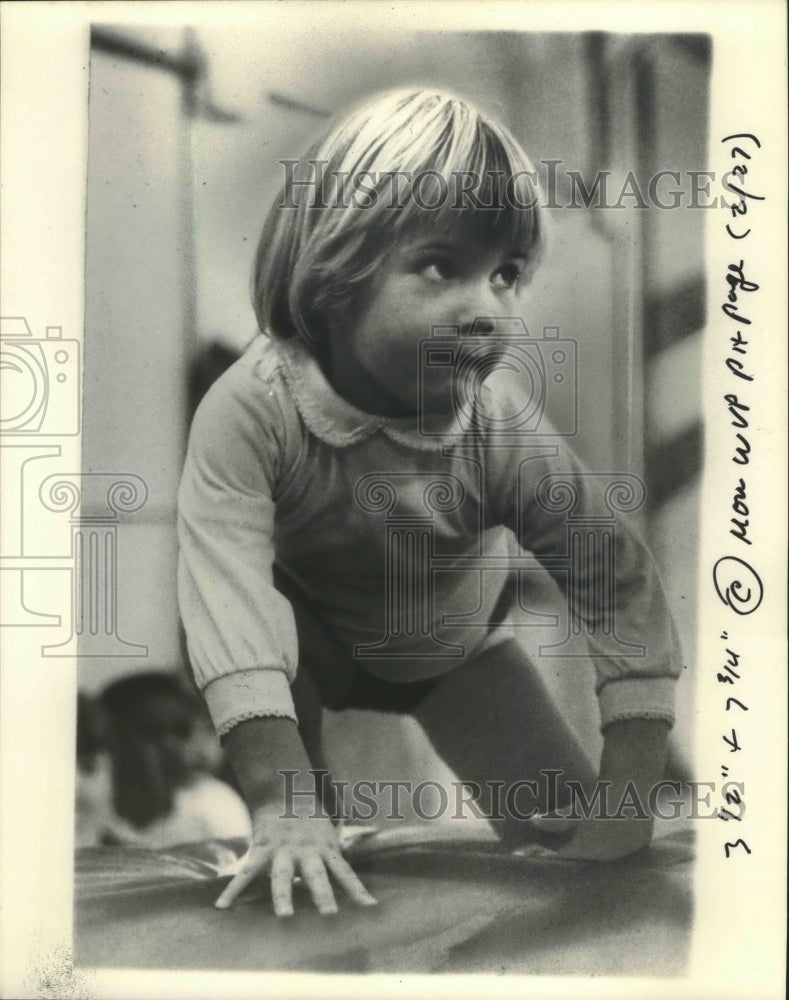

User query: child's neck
[324,339,417,419]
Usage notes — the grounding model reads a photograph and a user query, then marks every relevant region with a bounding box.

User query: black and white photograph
[0,2,786,997]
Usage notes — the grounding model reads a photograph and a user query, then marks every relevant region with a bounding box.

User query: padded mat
[75,823,694,975]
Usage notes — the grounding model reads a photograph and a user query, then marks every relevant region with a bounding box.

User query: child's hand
[530,811,654,861]
[216,716,377,917]
[215,801,377,917]
[526,718,671,861]
[558,815,653,860]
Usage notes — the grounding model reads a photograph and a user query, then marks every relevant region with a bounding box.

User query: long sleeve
[485,416,683,729]
[177,360,300,737]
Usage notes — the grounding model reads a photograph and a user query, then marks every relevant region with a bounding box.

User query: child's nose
[464,316,495,336]
[457,302,498,337]
[457,281,501,336]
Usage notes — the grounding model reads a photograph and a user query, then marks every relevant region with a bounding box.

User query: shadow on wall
[187,340,243,423]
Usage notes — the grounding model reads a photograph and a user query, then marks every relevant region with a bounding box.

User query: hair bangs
[385,105,542,264]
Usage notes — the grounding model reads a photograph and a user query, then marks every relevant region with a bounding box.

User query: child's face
[327,232,528,417]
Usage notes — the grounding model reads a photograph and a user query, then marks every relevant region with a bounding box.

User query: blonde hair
[253,88,545,353]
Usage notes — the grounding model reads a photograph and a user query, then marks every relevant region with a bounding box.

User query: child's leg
[413,640,597,845]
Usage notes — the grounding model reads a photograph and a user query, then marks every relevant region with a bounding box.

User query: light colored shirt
[177,334,682,738]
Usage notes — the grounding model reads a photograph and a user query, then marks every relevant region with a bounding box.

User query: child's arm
[214,717,376,915]
[486,409,683,855]
[177,357,375,914]
[543,718,671,859]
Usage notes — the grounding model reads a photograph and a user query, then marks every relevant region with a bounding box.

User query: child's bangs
[388,111,542,259]
[396,173,540,259]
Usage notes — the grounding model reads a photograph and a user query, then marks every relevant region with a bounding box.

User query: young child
[177,89,682,917]
[99,672,252,848]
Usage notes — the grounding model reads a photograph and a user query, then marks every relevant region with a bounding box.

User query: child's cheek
[420,288,461,328]
[403,279,453,315]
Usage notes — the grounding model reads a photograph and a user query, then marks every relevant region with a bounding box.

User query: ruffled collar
[274,336,478,451]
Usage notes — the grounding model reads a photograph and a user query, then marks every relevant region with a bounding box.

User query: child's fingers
[215,841,376,917]
[298,852,339,916]
[215,846,272,909]
[322,851,378,907]
[269,850,296,918]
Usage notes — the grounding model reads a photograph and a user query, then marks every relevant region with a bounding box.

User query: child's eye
[417,257,459,283]
[491,263,523,290]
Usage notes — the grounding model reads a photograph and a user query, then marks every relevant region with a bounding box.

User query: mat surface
[75,823,694,975]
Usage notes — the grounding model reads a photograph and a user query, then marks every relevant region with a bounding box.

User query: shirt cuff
[203,669,297,738]
[597,676,676,729]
